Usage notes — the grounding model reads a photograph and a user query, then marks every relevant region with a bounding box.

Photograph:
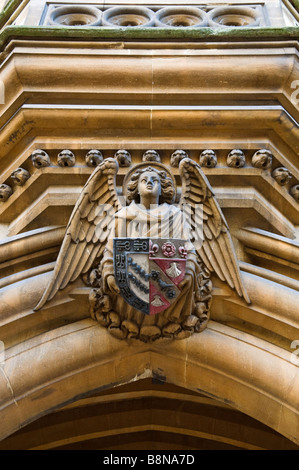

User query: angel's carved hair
[126,166,175,204]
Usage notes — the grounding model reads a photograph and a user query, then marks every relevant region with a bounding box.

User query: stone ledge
[0,25,299,51]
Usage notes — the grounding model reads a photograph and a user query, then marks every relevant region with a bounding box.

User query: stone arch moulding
[0,317,298,445]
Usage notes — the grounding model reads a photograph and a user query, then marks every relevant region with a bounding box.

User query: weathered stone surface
[0,0,298,450]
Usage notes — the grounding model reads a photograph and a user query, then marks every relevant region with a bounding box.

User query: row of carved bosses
[45,5,264,29]
[0,148,298,202]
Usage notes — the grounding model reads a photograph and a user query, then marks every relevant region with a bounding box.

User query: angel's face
[138,171,161,202]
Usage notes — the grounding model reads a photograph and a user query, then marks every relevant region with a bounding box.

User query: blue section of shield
[113,238,150,315]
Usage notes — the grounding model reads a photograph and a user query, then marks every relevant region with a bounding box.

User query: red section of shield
[152,258,186,287]
[149,282,171,315]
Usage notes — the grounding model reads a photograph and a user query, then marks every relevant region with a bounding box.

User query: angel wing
[179,158,250,304]
[34,157,122,311]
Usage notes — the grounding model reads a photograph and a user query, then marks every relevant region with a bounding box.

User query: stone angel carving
[35,156,250,342]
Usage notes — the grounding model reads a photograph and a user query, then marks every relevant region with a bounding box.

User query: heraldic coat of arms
[35,156,250,342]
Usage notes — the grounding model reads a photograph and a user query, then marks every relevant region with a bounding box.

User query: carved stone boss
[35,157,250,342]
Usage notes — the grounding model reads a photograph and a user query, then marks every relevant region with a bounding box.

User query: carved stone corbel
[142,149,161,162]
[170,149,188,167]
[31,149,51,168]
[11,168,30,186]
[85,150,103,167]
[251,149,273,169]
[199,149,217,168]
[57,149,75,167]
[290,185,299,202]
[0,184,12,202]
[114,149,132,167]
[227,149,245,168]
[272,167,292,185]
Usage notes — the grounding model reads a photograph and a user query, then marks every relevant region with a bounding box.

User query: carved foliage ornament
[35,157,250,342]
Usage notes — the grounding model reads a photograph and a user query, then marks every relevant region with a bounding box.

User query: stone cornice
[0,105,297,239]
[0,25,299,52]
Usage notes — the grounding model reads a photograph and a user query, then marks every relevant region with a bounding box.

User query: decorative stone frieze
[6,147,296,184]
[155,7,208,28]
[114,149,132,167]
[48,5,102,26]
[102,6,155,27]
[251,149,273,169]
[17,147,296,174]
[271,167,292,185]
[227,149,246,168]
[290,185,299,202]
[207,6,261,27]
[170,150,189,167]
[142,149,161,162]
[199,149,217,168]
[0,184,13,202]
[11,168,30,186]
[85,150,103,167]
[43,4,265,29]
[31,149,51,168]
[57,149,76,167]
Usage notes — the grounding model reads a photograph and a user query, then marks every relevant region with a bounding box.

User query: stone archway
[0,310,298,445]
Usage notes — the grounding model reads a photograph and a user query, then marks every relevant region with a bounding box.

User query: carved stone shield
[113,238,187,315]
